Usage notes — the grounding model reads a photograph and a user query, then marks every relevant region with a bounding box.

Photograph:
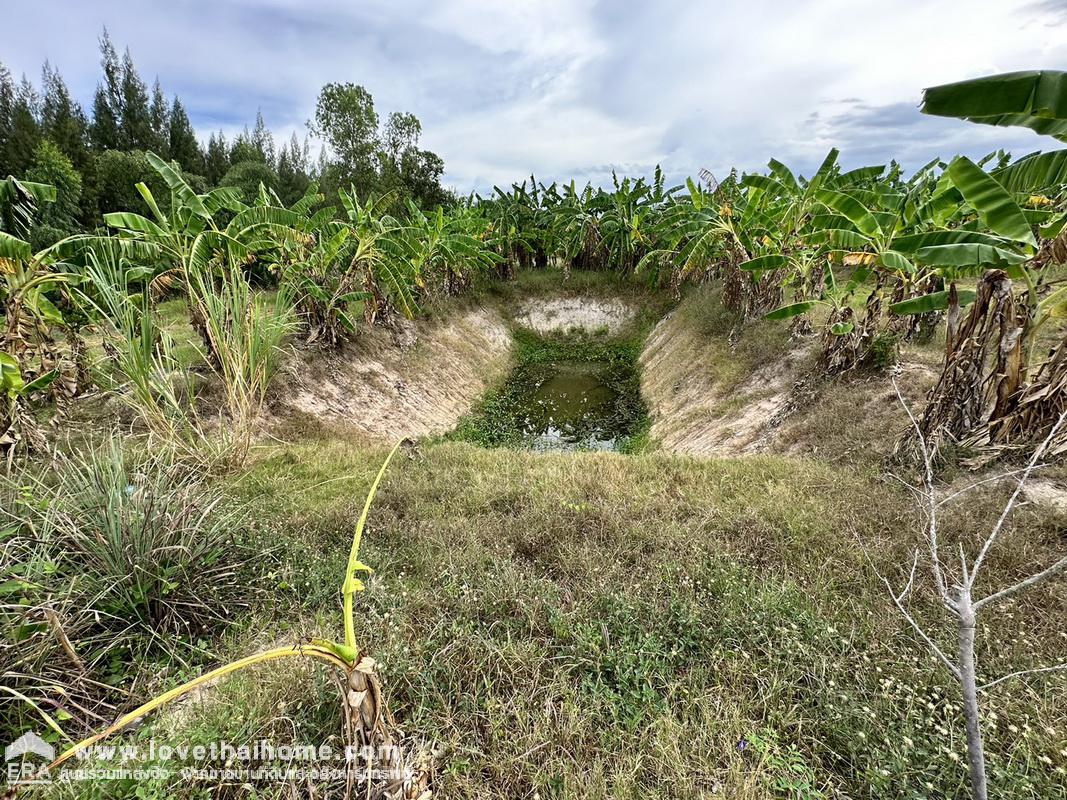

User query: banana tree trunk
[901,270,1025,461]
[987,328,1067,457]
[817,272,890,375]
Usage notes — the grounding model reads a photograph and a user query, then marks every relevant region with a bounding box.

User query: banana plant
[0,350,57,455]
[337,188,419,324]
[400,201,499,297]
[552,181,607,272]
[70,152,301,363]
[279,222,361,345]
[0,179,82,434]
[882,156,1067,359]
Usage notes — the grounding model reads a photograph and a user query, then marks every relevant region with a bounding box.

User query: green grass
[154,297,203,369]
[672,284,798,394]
[33,438,1065,799]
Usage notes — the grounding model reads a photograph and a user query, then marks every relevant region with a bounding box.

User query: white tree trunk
[957,591,988,800]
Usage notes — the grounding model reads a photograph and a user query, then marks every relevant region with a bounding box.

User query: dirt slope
[514,296,637,335]
[277,308,511,439]
[640,307,811,457]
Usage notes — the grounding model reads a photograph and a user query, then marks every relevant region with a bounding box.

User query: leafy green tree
[312,82,380,195]
[205,131,230,183]
[168,98,203,174]
[219,159,279,203]
[90,29,122,151]
[24,139,81,231]
[400,147,449,210]
[89,149,166,216]
[382,111,420,167]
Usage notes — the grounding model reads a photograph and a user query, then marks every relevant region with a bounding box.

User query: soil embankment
[639,308,810,457]
[279,308,511,439]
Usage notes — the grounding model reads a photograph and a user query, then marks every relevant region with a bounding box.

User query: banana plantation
[2,64,1067,800]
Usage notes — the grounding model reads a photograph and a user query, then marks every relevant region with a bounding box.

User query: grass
[671,284,798,394]
[154,297,202,369]
[0,434,258,750]
[33,439,1066,798]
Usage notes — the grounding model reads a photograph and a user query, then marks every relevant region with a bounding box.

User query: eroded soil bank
[639,302,811,457]
[274,288,938,464]
[276,307,512,439]
[514,296,638,336]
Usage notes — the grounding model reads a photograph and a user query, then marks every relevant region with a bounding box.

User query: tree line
[0,30,452,250]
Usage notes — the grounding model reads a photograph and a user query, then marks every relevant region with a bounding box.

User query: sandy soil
[514,297,638,335]
[277,308,512,440]
[639,310,811,457]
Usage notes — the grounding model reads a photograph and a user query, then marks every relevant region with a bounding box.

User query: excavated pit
[275,293,815,457]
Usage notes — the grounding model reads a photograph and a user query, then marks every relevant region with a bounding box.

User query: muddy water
[513,361,623,450]
[488,355,643,451]
[450,326,647,453]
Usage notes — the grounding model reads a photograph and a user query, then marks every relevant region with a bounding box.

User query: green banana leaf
[947,156,1037,246]
[815,190,882,237]
[765,300,817,320]
[922,70,1067,143]
[889,289,978,316]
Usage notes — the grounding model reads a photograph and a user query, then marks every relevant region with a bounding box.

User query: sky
[3,0,1067,194]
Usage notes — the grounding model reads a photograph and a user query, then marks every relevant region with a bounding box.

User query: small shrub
[863,330,900,372]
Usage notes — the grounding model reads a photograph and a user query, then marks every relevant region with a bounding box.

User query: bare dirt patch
[640,310,811,457]
[277,308,511,440]
[514,297,637,335]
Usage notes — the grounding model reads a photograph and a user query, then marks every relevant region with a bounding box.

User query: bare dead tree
[868,382,1067,800]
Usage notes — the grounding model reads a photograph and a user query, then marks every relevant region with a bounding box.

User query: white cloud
[4,0,1066,192]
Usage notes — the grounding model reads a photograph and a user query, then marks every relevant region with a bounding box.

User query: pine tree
[90,28,123,151]
[276,132,311,204]
[0,63,14,175]
[168,98,203,174]
[149,78,170,158]
[229,127,263,164]
[40,61,89,170]
[6,75,41,176]
[251,110,275,164]
[205,131,230,184]
[118,48,152,150]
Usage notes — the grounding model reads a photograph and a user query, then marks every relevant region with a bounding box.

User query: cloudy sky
[4,0,1067,193]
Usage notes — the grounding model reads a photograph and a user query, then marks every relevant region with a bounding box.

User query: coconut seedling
[10,440,427,799]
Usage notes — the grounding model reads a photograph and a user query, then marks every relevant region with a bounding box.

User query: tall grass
[87,253,295,463]
[83,252,194,441]
[187,264,295,461]
[0,434,248,741]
